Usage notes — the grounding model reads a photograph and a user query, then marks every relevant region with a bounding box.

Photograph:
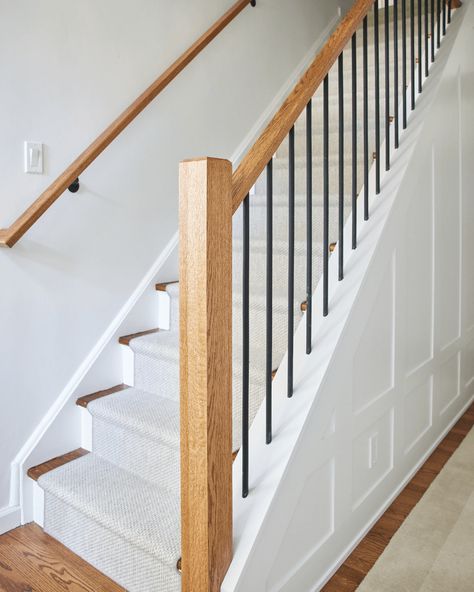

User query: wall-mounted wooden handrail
[231,0,374,212]
[0,0,255,248]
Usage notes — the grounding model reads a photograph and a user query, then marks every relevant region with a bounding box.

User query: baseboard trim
[317,393,474,591]
[0,505,21,535]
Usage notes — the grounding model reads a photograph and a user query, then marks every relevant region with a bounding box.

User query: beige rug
[357,427,474,592]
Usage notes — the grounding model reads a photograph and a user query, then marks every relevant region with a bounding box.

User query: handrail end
[0,230,14,248]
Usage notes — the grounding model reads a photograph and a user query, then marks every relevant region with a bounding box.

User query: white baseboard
[0,505,21,535]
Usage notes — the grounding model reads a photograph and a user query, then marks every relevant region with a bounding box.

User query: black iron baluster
[306,101,312,355]
[374,0,381,193]
[385,0,390,171]
[411,0,416,109]
[394,0,400,148]
[338,54,344,280]
[323,75,329,315]
[363,17,369,220]
[418,0,423,93]
[425,0,429,76]
[402,0,408,128]
[431,0,435,61]
[352,32,358,248]
[288,126,295,398]
[242,194,250,498]
[266,160,273,444]
[448,0,452,23]
[437,0,441,48]
[442,0,446,34]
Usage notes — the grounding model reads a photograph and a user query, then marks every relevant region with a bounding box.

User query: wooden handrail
[0,0,255,248]
[231,0,374,212]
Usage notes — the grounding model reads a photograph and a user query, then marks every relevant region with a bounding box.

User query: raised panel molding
[352,408,394,510]
[404,376,434,453]
[434,140,462,351]
[267,459,335,592]
[437,352,461,416]
[462,339,474,390]
[353,258,395,414]
[404,164,434,376]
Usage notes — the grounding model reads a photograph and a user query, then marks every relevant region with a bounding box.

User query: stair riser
[43,494,180,592]
[92,417,180,495]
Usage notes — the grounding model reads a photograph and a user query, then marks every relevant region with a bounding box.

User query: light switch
[24,141,43,174]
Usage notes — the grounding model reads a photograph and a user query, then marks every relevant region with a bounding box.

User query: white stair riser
[92,417,180,495]
[43,494,180,592]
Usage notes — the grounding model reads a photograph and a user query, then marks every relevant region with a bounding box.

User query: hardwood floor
[322,402,474,591]
[0,523,124,591]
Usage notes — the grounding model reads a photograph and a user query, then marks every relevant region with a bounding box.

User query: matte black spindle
[448,0,452,23]
[266,160,273,444]
[338,53,344,280]
[431,0,435,62]
[437,0,441,48]
[385,0,390,171]
[425,0,429,77]
[323,75,329,315]
[352,32,358,248]
[402,0,407,128]
[242,194,250,498]
[288,126,295,398]
[418,0,423,93]
[442,0,446,34]
[374,1,381,193]
[363,17,369,220]
[305,102,312,355]
[394,0,400,147]
[411,0,416,109]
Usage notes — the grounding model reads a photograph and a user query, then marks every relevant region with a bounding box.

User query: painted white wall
[223,3,474,590]
[0,0,352,528]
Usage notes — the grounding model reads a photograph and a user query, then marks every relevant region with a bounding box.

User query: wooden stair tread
[76,384,129,408]
[155,280,179,292]
[119,328,159,346]
[27,449,89,482]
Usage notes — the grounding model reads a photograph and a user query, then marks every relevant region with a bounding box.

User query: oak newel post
[179,157,233,592]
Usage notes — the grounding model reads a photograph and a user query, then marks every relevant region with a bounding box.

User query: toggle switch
[24,141,43,174]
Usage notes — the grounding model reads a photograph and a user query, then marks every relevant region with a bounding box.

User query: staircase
[25,1,457,591]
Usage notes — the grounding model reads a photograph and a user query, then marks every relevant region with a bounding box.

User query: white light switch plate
[24,141,43,174]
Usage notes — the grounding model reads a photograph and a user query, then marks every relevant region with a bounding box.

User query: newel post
[179,157,233,592]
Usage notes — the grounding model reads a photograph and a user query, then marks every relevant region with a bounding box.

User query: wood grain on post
[179,157,233,592]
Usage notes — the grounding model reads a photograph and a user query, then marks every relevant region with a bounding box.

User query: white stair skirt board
[34,4,456,591]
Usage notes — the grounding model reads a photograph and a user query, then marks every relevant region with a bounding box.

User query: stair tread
[28,448,90,481]
[155,281,179,292]
[119,328,160,346]
[88,387,179,449]
[38,454,180,564]
[76,384,129,408]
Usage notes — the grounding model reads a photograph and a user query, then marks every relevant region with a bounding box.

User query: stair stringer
[223,6,474,591]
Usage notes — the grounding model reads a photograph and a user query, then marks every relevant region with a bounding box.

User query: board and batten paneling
[222,4,474,591]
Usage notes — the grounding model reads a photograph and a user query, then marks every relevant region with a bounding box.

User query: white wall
[0,1,351,523]
[223,3,474,590]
